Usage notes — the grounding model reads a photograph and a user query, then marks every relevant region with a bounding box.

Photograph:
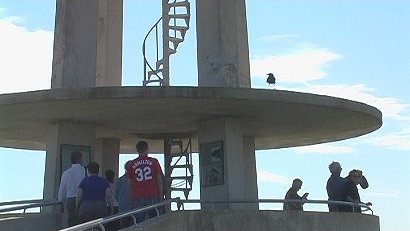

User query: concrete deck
[139,210,380,231]
[0,86,382,153]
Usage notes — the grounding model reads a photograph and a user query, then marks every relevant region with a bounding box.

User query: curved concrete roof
[0,86,382,153]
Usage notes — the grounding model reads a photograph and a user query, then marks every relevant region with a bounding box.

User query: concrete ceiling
[0,86,382,154]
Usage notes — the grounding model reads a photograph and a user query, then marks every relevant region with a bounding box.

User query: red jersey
[126,155,163,199]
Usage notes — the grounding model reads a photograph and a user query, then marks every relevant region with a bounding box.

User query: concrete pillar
[43,122,96,200]
[96,0,123,87]
[46,0,123,200]
[196,0,257,210]
[95,138,120,177]
[198,118,258,210]
[51,0,123,88]
[196,0,251,87]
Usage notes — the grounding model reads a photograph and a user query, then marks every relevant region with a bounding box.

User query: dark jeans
[64,197,77,227]
[130,197,163,223]
[77,200,108,224]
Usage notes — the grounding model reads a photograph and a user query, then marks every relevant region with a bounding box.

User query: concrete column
[51,0,123,88]
[198,117,258,210]
[96,0,123,87]
[95,138,120,177]
[196,0,251,88]
[43,122,96,200]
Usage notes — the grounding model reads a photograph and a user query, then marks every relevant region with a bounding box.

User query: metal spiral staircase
[142,0,193,199]
[142,0,191,86]
[164,137,194,200]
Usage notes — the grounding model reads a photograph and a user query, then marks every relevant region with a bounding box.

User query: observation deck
[0,86,382,154]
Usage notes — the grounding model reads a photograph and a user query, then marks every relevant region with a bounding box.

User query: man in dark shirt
[283,178,308,211]
[326,161,347,212]
[344,169,372,213]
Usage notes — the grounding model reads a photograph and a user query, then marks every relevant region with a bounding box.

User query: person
[326,161,347,212]
[115,161,133,228]
[283,178,308,211]
[342,169,372,213]
[105,169,119,231]
[57,151,87,227]
[105,170,119,214]
[75,162,114,224]
[127,141,164,222]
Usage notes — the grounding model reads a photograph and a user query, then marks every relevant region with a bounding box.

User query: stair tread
[169,25,188,31]
[169,14,190,19]
[171,176,193,179]
[170,187,192,191]
[168,1,190,7]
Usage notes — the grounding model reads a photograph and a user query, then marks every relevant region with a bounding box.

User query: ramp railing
[0,199,63,214]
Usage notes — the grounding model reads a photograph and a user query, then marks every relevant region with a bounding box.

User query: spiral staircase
[142,0,191,86]
[142,0,193,200]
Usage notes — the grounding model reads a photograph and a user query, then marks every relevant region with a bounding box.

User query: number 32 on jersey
[135,166,153,182]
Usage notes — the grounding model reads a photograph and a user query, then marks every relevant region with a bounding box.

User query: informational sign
[200,141,224,187]
[60,144,91,176]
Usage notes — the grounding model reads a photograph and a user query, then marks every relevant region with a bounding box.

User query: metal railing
[0,199,63,214]
[0,197,373,230]
[176,199,374,214]
[59,198,180,231]
[142,17,163,86]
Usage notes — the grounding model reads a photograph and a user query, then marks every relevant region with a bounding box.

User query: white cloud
[257,34,298,42]
[290,84,410,121]
[367,132,410,151]
[257,170,289,184]
[293,143,354,154]
[250,48,341,83]
[0,19,53,94]
[368,189,401,198]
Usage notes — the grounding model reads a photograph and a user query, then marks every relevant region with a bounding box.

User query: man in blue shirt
[75,162,114,224]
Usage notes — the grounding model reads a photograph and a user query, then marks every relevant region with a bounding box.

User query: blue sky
[0,1,409,231]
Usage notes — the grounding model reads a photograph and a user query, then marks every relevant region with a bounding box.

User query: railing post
[161,0,170,86]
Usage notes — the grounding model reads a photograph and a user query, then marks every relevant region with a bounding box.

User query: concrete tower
[0,0,382,230]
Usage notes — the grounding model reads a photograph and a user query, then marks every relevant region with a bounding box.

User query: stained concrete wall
[0,210,380,231]
[0,213,62,231]
[135,210,380,231]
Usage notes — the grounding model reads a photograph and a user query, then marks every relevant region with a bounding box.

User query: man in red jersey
[127,141,164,222]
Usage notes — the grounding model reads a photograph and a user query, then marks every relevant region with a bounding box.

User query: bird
[266,73,276,85]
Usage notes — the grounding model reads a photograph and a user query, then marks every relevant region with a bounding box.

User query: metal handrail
[0,199,45,207]
[142,17,163,85]
[0,200,63,214]
[59,198,180,231]
[177,199,374,215]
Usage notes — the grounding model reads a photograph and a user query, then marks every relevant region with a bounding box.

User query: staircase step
[169,152,189,158]
[169,25,188,32]
[170,187,192,192]
[171,164,193,175]
[171,176,193,186]
[168,48,176,55]
[169,37,184,43]
[171,164,192,169]
[148,68,163,77]
[156,59,163,69]
[168,14,190,20]
[170,176,193,180]
[143,79,162,85]
[168,1,190,8]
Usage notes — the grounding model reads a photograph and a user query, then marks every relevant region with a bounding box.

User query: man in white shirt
[57,151,86,227]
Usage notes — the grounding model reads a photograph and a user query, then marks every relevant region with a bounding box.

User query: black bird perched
[266,73,276,85]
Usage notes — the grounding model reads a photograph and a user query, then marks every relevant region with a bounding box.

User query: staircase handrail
[59,197,181,231]
[0,199,63,214]
[142,17,163,85]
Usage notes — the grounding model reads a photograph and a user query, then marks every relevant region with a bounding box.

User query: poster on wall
[200,140,224,187]
[60,144,91,176]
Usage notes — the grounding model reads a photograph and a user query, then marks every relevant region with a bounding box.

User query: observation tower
[0,1,382,231]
